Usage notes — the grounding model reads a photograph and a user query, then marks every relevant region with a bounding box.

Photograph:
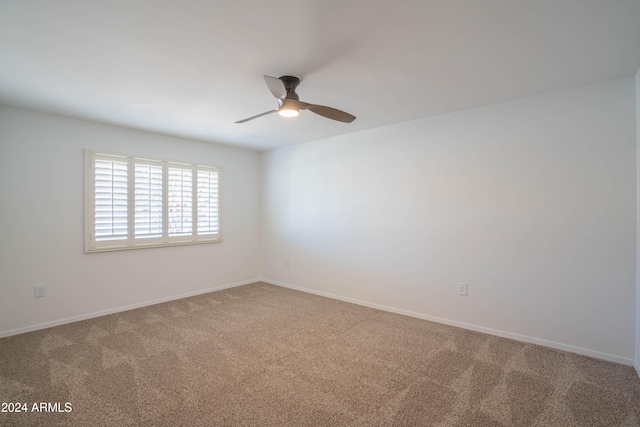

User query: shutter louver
[134,162,163,239]
[197,169,219,235]
[94,157,128,241]
[168,166,193,237]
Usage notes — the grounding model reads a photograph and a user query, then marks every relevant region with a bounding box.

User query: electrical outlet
[285,258,290,268]
[34,284,46,298]
[457,283,468,296]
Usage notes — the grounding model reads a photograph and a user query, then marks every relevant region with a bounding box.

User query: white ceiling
[1,1,639,151]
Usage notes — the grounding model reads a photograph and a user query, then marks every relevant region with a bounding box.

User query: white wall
[261,78,637,364]
[0,105,261,336]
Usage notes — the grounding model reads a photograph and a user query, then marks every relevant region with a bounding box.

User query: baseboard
[0,278,260,339]
[261,278,635,367]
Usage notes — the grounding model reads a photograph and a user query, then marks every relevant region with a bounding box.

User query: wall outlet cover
[34,284,46,298]
[457,283,468,296]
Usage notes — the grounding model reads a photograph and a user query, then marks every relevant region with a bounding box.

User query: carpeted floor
[1,282,639,426]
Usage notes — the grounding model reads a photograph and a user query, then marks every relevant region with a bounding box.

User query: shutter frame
[88,152,129,250]
[133,159,164,244]
[85,150,221,253]
[195,166,220,241]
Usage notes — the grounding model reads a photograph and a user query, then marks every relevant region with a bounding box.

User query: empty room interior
[1,1,640,426]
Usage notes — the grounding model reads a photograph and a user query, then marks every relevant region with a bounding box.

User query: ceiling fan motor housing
[279,76,300,100]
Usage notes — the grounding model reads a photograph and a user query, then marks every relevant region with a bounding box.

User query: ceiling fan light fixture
[278,99,299,117]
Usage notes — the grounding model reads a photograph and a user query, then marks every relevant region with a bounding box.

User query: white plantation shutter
[134,160,163,241]
[167,165,193,239]
[92,153,128,248]
[197,167,219,238]
[85,150,221,252]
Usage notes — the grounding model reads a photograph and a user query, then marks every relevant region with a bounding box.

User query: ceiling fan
[235,75,356,124]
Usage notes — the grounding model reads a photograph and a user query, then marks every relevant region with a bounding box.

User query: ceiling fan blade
[264,75,286,99]
[307,104,356,123]
[235,110,277,123]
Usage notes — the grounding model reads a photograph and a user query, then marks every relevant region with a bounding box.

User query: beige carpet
[1,282,639,426]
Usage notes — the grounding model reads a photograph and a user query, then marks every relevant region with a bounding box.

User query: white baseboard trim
[0,278,260,339]
[261,278,635,367]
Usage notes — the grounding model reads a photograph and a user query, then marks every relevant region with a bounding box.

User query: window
[85,150,220,252]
